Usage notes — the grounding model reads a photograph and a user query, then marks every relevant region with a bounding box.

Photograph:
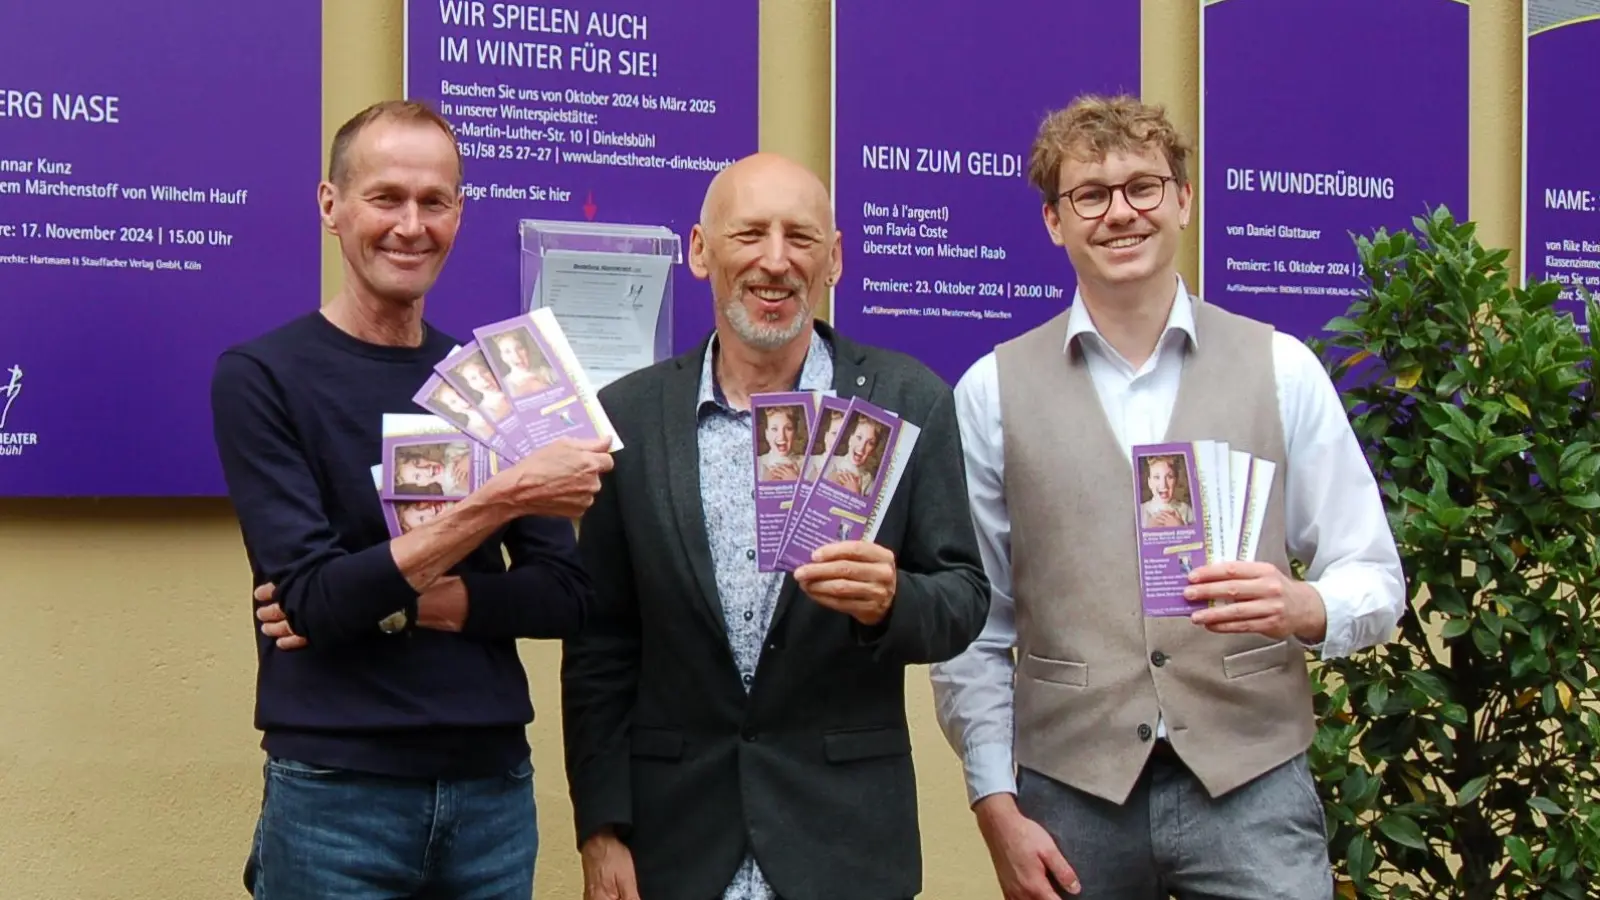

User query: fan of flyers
[1131,440,1277,617]
[370,307,622,537]
[748,391,920,573]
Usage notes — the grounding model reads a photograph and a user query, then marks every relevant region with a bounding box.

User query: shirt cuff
[1305,577,1354,658]
[963,741,1017,807]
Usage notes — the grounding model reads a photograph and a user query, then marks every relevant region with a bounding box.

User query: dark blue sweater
[210,311,589,779]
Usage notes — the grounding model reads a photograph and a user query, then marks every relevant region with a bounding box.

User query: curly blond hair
[1027,94,1191,204]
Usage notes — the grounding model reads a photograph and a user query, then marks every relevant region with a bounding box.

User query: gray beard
[723,295,812,351]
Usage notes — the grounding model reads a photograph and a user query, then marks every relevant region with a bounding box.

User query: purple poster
[1523,1,1600,327]
[1200,0,1469,342]
[830,2,1141,385]
[0,1,321,497]
[404,2,757,356]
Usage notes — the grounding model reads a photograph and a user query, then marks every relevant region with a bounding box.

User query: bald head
[699,152,835,233]
[688,152,843,353]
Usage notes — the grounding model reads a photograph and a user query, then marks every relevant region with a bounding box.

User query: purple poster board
[1199,0,1470,342]
[1523,1,1600,327]
[830,1,1141,385]
[403,2,758,356]
[0,1,321,497]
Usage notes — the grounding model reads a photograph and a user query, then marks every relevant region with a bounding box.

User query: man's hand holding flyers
[793,540,898,626]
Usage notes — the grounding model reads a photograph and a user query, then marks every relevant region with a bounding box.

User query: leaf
[1529,796,1565,816]
[1456,774,1490,806]
[1506,835,1534,873]
[1347,833,1377,884]
[1566,493,1600,510]
[1557,680,1574,710]
[1507,394,1531,417]
[1394,366,1422,390]
[1335,880,1358,900]
[1440,618,1471,639]
[1377,814,1428,850]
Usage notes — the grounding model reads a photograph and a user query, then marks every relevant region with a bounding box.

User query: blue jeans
[244,756,538,899]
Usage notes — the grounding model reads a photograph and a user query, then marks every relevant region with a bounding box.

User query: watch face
[378,610,409,634]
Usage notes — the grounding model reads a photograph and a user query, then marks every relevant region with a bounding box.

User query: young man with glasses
[929,95,1404,899]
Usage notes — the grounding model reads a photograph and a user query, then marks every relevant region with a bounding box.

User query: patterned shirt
[695,327,834,900]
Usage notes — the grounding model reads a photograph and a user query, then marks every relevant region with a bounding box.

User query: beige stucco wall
[0,1,1522,896]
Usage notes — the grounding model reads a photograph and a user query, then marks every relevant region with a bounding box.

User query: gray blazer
[561,320,990,900]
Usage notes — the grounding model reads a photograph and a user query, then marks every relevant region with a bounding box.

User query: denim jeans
[244,756,538,899]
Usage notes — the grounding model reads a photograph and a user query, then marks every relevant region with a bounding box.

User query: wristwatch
[377,608,410,634]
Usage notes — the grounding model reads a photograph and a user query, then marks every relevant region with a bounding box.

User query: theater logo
[0,364,37,457]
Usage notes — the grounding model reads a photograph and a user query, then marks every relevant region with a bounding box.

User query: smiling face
[495,333,530,371]
[1044,144,1190,295]
[764,407,796,455]
[318,112,463,309]
[846,419,880,468]
[1027,95,1193,304]
[1147,457,1177,503]
[689,153,842,352]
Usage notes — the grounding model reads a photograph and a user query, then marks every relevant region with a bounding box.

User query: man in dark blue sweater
[211,99,612,899]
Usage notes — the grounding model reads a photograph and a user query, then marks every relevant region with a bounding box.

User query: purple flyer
[435,342,536,458]
[1523,3,1600,325]
[404,1,758,356]
[0,0,321,496]
[1133,443,1209,617]
[371,463,460,538]
[774,393,851,568]
[830,1,1140,384]
[776,398,905,573]
[751,391,818,572]
[380,430,493,502]
[414,372,512,454]
[473,313,607,447]
[1200,0,1469,343]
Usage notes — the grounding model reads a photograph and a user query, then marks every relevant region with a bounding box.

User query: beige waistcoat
[995,297,1314,805]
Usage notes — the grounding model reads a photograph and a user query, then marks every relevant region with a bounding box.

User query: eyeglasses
[1053,174,1176,220]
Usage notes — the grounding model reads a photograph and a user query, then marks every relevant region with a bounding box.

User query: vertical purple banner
[831,2,1141,385]
[404,1,758,356]
[1523,1,1600,326]
[0,1,321,497]
[1200,0,1470,342]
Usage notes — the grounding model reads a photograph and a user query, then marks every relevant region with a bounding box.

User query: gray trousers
[1017,746,1333,899]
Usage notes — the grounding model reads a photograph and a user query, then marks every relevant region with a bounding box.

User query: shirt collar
[697,325,834,416]
[1063,275,1198,358]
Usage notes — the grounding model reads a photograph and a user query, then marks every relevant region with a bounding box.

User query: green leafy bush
[1305,206,1600,899]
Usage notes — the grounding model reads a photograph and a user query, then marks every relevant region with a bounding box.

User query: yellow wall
[0,1,1524,897]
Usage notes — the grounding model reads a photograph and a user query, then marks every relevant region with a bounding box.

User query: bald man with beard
[560,152,991,900]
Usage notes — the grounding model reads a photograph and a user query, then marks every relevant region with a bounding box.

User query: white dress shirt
[929,278,1406,806]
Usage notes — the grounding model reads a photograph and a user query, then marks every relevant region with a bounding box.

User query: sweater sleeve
[457,514,591,641]
[211,350,420,647]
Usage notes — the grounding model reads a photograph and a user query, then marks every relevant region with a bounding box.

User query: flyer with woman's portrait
[1132,442,1212,616]
[750,391,817,571]
[434,343,537,458]
[471,308,622,452]
[379,413,495,502]
[774,397,918,573]
[413,372,519,461]
[371,464,459,538]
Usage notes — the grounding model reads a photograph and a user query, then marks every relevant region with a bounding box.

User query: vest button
[1151,651,1168,667]
[1137,723,1153,741]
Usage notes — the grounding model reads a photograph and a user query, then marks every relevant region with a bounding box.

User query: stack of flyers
[374,413,504,537]
[416,306,622,464]
[1132,440,1277,617]
[371,463,461,538]
[749,392,920,574]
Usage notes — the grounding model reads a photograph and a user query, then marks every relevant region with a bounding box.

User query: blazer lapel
[659,350,731,644]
